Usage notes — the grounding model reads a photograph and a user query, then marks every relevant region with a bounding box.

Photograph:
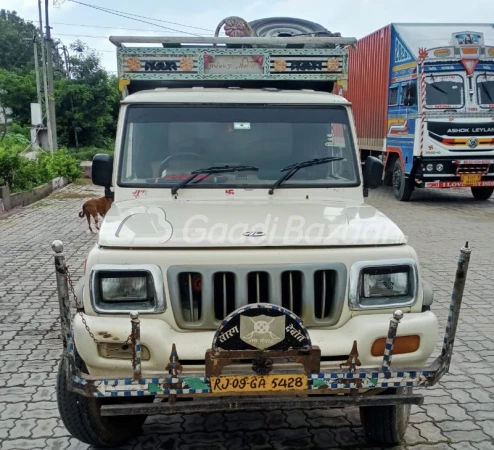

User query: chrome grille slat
[322,271,327,318]
[222,273,227,319]
[188,273,194,322]
[289,272,293,312]
[256,273,260,303]
[168,264,347,329]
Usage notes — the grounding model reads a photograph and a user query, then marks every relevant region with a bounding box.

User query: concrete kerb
[0,176,68,212]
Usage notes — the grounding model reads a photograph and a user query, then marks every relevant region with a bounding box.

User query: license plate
[460,174,482,186]
[210,374,307,393]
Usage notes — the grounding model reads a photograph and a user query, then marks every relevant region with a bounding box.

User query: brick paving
[1,181,494,449]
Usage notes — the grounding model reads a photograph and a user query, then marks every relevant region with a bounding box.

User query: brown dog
[79,196,113,233]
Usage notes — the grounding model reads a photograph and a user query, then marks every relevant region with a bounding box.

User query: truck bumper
[73,311,438,376]
[414,156,494,188]
[53,241,471,415]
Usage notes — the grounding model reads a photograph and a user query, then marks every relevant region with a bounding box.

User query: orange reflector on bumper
[371,335,420,357]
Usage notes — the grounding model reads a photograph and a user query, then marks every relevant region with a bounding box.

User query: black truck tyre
[359,387,412,446]
[57,355,153,447]
[250,17,331,36]
[249,17,340,48]
[392,159,413,201]
[471,186,494,200]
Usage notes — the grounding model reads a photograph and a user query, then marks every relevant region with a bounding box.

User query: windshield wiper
[170,165,259,195]
[480,82,493,103]
[268,157,344,195]
[430,83,448,96]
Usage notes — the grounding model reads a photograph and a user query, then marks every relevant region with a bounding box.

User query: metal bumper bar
[52,241,471,408]
[100,394,425,416]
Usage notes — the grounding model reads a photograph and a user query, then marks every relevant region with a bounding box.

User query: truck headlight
[89,264,165,314]
[101,274,149,302]
[349,259,418,310]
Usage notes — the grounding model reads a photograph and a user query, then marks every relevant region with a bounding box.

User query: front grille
[167,264,347,329]
[281,271,303,317]
[213,272,235,320]
[178,272,202,322]
[247,271,270,304]
[455,163,491,175]
[314,270,337,319]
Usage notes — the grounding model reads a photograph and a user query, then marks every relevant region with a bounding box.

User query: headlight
[436,164,444,172]
[89,264,165,313]
[426,164,434,172]
[101,274,149,302]
[349,259,418,310]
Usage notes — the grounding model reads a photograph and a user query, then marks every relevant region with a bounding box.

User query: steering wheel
[159,152,208,176]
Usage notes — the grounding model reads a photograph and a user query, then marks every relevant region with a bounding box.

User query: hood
[97,199,406,248]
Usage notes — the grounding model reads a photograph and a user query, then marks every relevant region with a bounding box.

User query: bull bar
[52,240,471,416]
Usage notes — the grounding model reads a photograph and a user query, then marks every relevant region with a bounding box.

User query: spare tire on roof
[248,17,341,48]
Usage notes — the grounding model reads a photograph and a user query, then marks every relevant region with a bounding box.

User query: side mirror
[92,154,113,188]
[362,156,384,197]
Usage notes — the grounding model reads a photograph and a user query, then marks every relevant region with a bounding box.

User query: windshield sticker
[115,206,173,245]
[234,122,251,130]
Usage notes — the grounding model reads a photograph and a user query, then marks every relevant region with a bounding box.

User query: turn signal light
[371,335,420,357]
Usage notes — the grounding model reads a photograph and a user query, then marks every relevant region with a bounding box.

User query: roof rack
[112,16,355,95]
[109,36,356,47]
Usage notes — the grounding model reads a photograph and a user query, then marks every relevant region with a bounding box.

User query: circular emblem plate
[468,137,478,149]
[212,303,311,351]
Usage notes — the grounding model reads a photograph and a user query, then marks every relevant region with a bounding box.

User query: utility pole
[23,34,42,107]
[44,0,58,151]
[33,35,43,107]
[38,0,53,153]
[62,45,79,148]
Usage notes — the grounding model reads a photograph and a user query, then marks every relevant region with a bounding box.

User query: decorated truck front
[53,16,471,449]
[344,23,494,201]
[411,29,494,200]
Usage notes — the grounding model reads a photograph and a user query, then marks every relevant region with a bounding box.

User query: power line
[24,19,215,34]
[66,0,206,36]
[65,0,214,33]
[12,44,31,68]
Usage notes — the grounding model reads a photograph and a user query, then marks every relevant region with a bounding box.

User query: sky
[4,0,494,74]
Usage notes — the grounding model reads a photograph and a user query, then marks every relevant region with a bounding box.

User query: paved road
[1,181,494,450]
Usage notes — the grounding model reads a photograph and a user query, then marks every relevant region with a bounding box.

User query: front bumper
[414,156,494,188]
[74,311,438,377]
[53,241,471,414]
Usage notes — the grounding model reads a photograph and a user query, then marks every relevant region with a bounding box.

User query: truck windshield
[425,74,464,109]
[476,74,494,108]
[118,105,359,189]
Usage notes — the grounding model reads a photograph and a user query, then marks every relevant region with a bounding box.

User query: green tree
[0,10,38,71]
[0,69,37,127]
[55,41,120,148]
[1,11,120,149]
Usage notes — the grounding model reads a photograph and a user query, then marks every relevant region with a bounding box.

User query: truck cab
[53,16,469,449]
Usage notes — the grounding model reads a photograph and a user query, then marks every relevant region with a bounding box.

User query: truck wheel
[57,355,153,447]
[248,17,339,48]
[392,159,413,201]
[471,186,494,200]
[359,387,412,446]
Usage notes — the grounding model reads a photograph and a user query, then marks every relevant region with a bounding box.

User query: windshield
[476,74,494,108]
[118,105,360,189]
[425,74,464,109]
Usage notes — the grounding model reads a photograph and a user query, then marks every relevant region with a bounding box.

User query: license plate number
[210,374,307,393]
[461,174,481,186]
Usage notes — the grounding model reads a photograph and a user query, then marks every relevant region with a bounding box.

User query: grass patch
[72,178,93,186]
[31,201,52,208]
[50,192,95,200]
